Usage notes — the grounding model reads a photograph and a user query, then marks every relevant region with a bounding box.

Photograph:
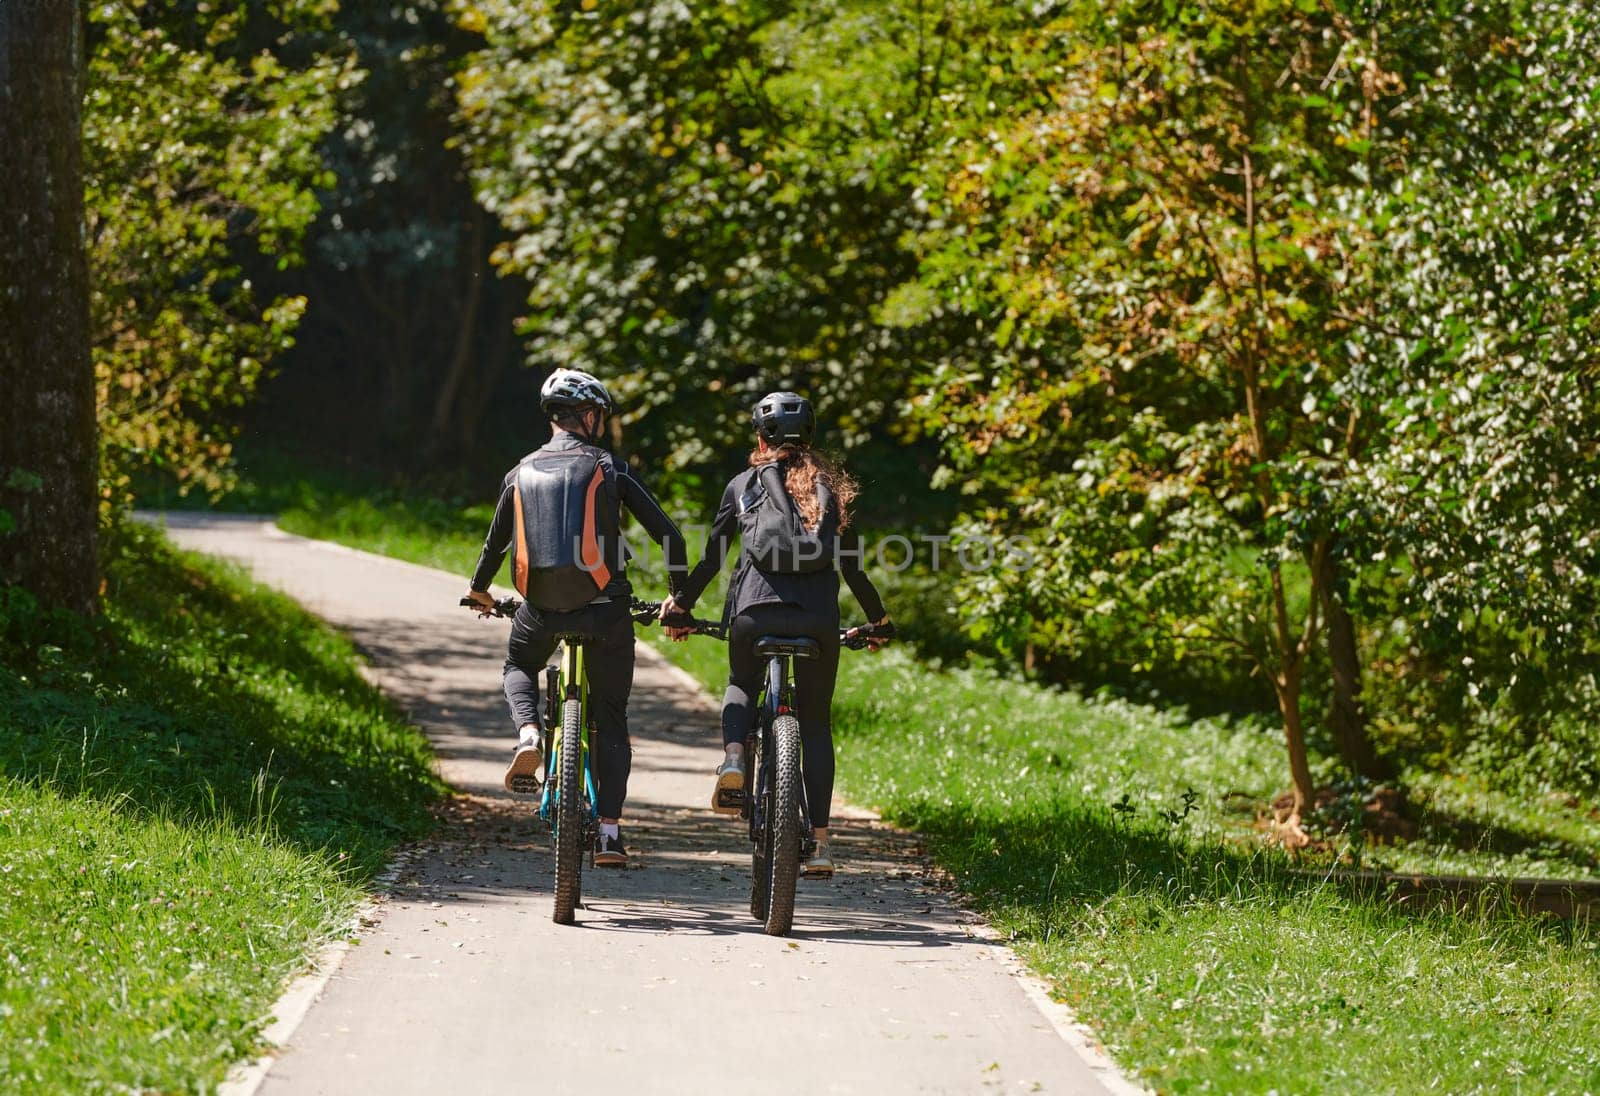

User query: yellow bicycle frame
[540,639,596,819]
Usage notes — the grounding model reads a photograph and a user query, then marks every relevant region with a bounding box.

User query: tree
[83,0,346,503]
[1339,0,1600,779]
[893,0,1600,820]
[0,1,99,615]
[894,0,1397,836]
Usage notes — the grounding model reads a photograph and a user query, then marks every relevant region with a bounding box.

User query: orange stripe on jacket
[512,482,529,596]
[581,464,611,591]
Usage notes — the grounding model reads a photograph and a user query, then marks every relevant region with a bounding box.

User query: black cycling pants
[503,597,634,819]
[723,603,841,829]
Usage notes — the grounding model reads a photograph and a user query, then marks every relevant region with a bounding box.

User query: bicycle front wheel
[552,696,584,925]
[760,714,802,935]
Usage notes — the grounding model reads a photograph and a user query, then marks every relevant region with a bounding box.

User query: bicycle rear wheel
[760,714,802,935]
[552,696,584,925]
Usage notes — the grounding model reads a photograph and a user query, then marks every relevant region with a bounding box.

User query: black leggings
[723,603,841,829]
[503,598,634,819]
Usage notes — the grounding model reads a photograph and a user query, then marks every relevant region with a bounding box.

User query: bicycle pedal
[713,788,747,814]
[508,774,542,795]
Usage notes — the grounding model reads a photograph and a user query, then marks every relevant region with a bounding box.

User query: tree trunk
[1318,549,1393,781]
[0,3,99,614]
[1274,664,1316,848]
[455,284,517,456]
[426,209,488,460]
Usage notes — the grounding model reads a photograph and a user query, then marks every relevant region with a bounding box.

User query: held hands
[658,595,694,642]
[466,588,497,617]
[846,615,893,652]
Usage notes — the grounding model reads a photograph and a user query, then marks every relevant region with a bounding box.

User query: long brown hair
[749,443,859,531]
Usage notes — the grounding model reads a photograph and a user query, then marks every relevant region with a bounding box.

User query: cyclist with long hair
[660,392,891,877]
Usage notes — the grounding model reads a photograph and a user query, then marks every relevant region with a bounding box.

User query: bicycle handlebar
[460,595,886,650]
[629,598,728,640]
[460,595,521,618]
[458,594,724,637]
[840,621,897,650]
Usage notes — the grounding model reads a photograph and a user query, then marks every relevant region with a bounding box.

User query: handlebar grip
[665,614,727,638]
[841,621,896,649]
[651,608,727,640]
[629,597,725,639]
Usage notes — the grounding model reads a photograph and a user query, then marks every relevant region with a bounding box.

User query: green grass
[280,494,493,575]
[189,461,1600,1093]
[650,641,1600,880]
[0,525,442,1092]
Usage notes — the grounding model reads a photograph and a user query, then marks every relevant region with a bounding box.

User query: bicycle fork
[538,641,599,833]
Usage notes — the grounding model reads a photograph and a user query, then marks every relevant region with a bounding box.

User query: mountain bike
[690,615,895,936]
[461,594,680,925]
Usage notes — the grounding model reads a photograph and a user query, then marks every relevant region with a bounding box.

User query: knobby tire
[762,714,802,935]
[552,697,584,925]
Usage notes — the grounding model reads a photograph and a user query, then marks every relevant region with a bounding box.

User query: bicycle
[461,594,692,925]
[651,604,894,936]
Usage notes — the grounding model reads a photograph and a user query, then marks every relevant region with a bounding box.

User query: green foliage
[84,1,350,503]
[279,0,526,461]
[659,636,1600,880]
[0,523,440,1090]
[1335,3,1600,764]
[864,0,1417,808]
[752,0,1600,803]
[452,0,931,467]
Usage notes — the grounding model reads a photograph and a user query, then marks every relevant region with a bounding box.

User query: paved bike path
[152,513,1132,1096]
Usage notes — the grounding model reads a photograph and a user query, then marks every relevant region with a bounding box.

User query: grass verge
[196,465,1600,1092]
[0,524,442,1092]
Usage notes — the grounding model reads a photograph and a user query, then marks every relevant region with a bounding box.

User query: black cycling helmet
[751,391,815,447]
[540,368,615,416]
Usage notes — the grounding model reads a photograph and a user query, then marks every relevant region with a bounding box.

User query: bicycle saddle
[755,635,820,659]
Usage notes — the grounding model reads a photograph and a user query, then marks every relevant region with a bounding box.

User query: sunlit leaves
[84,1,346,504]
[895,0,1600,794]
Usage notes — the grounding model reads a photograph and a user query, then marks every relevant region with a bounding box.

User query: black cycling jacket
[677,466,886,624]
[470,432,688,600]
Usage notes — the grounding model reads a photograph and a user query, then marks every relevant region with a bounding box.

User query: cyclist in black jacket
[660,392,890,877]
[467,369,689,867]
